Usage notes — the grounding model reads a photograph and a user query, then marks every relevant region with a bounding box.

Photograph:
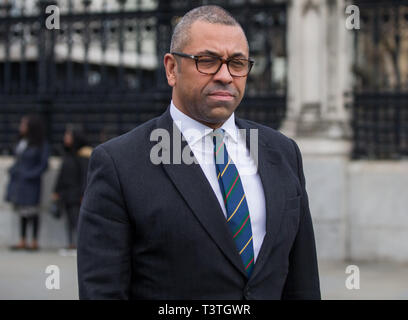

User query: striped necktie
[213,128,255,277]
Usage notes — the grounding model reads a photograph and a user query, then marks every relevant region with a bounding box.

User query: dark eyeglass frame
[171,52,254,77]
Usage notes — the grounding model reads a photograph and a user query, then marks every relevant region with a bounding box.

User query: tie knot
[212,128,225,148]
[213,128,225,137]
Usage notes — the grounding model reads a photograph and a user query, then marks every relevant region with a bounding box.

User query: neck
[201,121,224,130]
[171,99,227,130]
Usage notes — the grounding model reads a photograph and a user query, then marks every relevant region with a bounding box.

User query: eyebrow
[196,50,248,59]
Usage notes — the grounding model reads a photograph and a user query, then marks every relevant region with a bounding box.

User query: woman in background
[6,114,49,251]
[53,125,92,250]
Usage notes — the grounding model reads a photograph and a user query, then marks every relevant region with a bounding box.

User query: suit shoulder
[238,118,300,167]
[92,116,160,159]
[239,118,295,146]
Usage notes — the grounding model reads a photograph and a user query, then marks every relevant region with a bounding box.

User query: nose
[212,62,233,84]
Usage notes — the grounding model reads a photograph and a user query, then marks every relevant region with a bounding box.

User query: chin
[204,107,233,125]
[210,100,237,112]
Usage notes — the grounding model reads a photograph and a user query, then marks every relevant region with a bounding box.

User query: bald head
[170,5,248,53]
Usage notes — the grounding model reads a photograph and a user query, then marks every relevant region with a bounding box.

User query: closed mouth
[209,91,235,97]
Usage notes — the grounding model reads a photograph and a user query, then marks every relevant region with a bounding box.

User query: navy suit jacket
[5,142,49,206]
[77,107,321,300]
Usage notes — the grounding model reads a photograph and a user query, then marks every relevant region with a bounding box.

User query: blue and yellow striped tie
[213,128,255,277]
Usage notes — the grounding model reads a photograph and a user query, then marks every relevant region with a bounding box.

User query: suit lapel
[154,108,289,280]
[235,118,288,282]
[156,108,247,277]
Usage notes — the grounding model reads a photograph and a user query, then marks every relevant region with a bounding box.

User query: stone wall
[298,138,408,263]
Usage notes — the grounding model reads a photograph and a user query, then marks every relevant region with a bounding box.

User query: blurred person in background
[53,125,92,250]
[99,125,117,144]
[5,114,49,251]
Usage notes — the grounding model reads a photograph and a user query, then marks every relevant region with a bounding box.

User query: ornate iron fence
[0,0,287,155]
[351,0,408,159]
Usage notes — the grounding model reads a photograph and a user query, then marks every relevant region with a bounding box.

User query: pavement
[0,248,78,300]
[318,260,408,299]
[0,248,407,300]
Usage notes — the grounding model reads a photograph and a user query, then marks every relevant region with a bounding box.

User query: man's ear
[164,53,178,87]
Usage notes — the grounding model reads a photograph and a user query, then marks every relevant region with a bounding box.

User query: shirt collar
[169,100,238,146]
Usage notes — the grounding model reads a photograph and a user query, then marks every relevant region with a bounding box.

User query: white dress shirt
[170,101,266,262]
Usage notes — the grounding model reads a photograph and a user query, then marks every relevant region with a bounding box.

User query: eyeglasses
[171,52,254,77]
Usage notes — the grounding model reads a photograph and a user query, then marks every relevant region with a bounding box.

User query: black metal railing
[0,0,287,155]
[351,92,408,159]
[351,0,408,159]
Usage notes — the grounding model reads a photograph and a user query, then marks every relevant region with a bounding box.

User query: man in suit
[77,5,321,300]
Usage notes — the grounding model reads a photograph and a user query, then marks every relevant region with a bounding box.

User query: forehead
[184,20,249,56]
